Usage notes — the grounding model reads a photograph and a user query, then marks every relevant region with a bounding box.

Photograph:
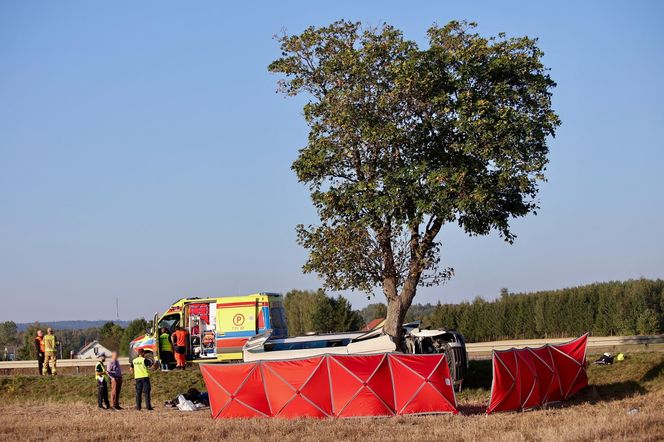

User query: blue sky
[1,1,663,323]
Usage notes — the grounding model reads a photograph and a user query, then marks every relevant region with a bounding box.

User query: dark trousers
[37,353,51,375]
[97,380,110,408]
[135,378,152,410]
[37,354,45,375]
[160,351,173,370]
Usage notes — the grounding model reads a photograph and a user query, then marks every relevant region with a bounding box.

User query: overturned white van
[242,320,468,390]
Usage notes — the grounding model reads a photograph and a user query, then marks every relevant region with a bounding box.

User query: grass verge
[0,352,663,441]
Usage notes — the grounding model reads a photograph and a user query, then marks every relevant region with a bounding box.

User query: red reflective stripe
[216,338,248,348]
[217,302,269,308]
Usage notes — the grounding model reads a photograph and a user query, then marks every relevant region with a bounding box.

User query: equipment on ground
[593,352,614,365]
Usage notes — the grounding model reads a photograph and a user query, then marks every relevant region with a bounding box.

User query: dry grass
[1,352,663,441]
[1,393,663,442]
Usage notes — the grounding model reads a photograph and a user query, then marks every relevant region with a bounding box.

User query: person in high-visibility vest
[159,328,173,372]
[33,330,49,376]
[42,328,58,376]
[95,354,111,409]
[130,348,154,410]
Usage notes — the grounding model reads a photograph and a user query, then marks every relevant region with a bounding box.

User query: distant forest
[1,279,662,360]
[423,279,663,341]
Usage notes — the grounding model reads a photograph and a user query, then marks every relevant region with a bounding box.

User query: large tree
[269,20,560,343]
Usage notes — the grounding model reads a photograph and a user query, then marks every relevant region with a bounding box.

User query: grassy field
[1,352,663,441]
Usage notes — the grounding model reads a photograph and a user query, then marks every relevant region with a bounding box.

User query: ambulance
[129,293,287,363]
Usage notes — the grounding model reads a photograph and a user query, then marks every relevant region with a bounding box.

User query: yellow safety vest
[132,356,149,379]
[159,333,173,352]
[43,335,56,354]
[95,362,108,382]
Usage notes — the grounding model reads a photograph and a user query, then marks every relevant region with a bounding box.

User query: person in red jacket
[171,326,188,370]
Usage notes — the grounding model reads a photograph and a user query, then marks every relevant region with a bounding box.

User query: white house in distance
[76,340,112,359]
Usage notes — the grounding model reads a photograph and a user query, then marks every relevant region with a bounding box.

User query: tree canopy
[270,20,560,340]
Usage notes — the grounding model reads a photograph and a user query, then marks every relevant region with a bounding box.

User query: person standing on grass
[42,328,58,375]
[33,330,49,375]
[95,354,111,410]
[158,328,173,372]
[106,351,123,409]
[171,326,187,370]
[130,348,154,411]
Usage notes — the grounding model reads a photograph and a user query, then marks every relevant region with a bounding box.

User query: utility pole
[116,297,119,320]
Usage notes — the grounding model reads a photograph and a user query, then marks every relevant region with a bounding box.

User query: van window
[269,303,287,337]
[266,338,352,351]
[158,314,180,333]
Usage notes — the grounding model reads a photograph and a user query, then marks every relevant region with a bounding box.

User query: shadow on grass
[459,381,648,416]
[458,404,487,415]
[641,360,664,382]
[570,380,647,406]
[463,359,493,390]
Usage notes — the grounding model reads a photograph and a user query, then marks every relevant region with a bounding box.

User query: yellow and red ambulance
[129,292,287,363]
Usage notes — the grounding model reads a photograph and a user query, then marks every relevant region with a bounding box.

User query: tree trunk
[378,218,432,350]
[383,283,418,349]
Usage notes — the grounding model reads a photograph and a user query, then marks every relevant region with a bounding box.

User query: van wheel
[143,351,155,364]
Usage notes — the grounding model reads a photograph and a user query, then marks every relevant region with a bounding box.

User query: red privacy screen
[200,353,458,418]
[487,334,589,414]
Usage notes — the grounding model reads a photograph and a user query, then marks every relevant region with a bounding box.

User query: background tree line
[425,279,663,341]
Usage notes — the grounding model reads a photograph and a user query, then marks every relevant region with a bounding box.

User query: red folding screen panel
[390,354,458,416]
[487,334,588,414]
[200,353,458,419]
[327,354,394,417]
